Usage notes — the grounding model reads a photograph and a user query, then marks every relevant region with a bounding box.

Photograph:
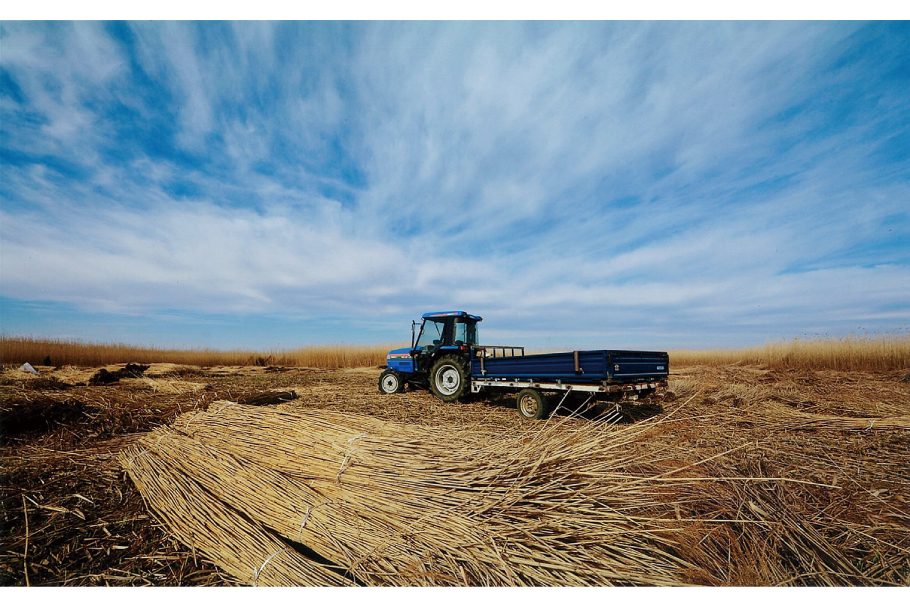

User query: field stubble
[1,359,908,586]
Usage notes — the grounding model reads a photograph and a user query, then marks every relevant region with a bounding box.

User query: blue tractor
[380,311,670,419]
[378,311,481,402]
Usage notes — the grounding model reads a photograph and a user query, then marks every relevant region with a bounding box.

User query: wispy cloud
[1,21,908,348]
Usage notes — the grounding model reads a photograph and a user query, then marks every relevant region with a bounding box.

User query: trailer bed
[471,348,669,383]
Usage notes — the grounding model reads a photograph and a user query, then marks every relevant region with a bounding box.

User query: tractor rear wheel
[429,355,469,402]
[378,368,405,394]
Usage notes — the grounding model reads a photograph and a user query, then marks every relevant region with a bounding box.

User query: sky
[1,20,908,351]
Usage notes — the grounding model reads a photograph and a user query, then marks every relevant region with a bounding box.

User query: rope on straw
[297,501,334,543]
[126,449,149,467]
[335,432,368,483]
[297,508,311,542]
[212,402,235,416]
[253,549,286,587]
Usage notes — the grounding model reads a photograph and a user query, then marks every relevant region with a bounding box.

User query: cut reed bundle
[778,411,910,431]
[746,396,910,431]
[122,404,700,586]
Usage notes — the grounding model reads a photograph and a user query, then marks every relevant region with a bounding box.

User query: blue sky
[1,21,908,350]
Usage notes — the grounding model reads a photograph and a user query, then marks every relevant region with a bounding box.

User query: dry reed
[671,333,910,372]
[6,332,909,373]
[657,364,909,585]
[1,336,397,369]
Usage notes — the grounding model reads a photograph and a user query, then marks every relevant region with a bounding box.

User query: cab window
[416,320,445,349]
[453,320,478,345]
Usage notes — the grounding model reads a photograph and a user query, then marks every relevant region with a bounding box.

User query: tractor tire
[429,355,469,402]
[378,368,405,394]
[516,388,549,420]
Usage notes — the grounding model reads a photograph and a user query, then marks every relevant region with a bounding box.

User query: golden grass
[671,333,910,372]
[0,336,398,370]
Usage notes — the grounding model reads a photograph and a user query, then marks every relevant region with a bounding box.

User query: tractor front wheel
[378,368,405,394]
[429,356,469,402]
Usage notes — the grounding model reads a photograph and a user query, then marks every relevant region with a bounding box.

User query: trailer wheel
[429,356,468,402]
[378,369,405,394]
[517,388,549,420]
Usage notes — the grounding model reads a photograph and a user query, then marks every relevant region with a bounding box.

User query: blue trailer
[379,311,669,420]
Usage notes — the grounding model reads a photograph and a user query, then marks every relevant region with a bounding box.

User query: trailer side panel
[471,349,668,383]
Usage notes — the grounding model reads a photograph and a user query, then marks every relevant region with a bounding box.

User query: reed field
[0,334,908,586]
[670,333,910,372]
[0,336,396,370]
[3,333,908,372]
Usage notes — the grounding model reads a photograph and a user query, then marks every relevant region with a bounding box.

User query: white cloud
[0,22,125,157]
[1,195,408,312]
[2,22,908,347]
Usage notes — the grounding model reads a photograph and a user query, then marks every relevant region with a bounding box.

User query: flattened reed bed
[1,437,228,586]
[6,362,906,586]
[661,366,910,585]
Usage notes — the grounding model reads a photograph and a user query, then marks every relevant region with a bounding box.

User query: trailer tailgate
[607,350,669,381]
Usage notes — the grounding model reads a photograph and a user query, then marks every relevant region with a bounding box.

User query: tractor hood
[386,347,415,374]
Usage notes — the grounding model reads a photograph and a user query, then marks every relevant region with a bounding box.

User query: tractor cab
[382,312,482,391]
[411,311,481,372]
[414,311,482,353]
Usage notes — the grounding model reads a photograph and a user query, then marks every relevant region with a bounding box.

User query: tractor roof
[421,311,483,321]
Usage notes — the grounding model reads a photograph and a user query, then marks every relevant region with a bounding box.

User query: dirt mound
[89,363,150,385]
[1,397,86,442]
[236,390,297,406]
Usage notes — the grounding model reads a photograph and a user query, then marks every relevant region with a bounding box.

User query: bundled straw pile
[773,407,910,431]
[121,403,700,586]
[121,397,908,586]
